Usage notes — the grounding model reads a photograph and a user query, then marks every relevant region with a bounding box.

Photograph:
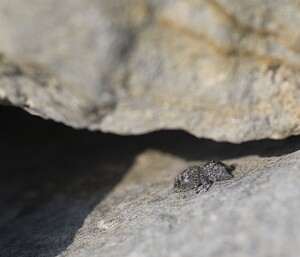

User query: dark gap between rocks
[0,106,300,257]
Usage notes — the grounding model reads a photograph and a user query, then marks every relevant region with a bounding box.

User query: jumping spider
[174,160,235,194]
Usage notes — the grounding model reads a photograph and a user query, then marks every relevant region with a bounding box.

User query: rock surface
[1,107,300,257]
[0,0,300,142]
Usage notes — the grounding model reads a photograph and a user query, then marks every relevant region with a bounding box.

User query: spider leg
[196,175,213,193]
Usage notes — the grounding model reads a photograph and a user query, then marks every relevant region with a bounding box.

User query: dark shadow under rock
[0,106,300,257]
[0,107,137,257]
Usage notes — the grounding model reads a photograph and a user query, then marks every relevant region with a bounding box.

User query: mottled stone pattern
[0,0,300,142]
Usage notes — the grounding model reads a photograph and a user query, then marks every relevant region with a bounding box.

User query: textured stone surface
[1,107,300,257]
[0,0,300,142]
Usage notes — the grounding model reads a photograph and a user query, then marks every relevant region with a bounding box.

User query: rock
[0,0,300,142]
[1,107,300,257]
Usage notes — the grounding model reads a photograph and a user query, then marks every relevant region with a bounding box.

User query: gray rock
[1,108,300,257]
[0,0,300,142]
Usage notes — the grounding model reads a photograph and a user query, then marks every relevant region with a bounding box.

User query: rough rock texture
[0,0,300,142]
[1,107,300,257]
